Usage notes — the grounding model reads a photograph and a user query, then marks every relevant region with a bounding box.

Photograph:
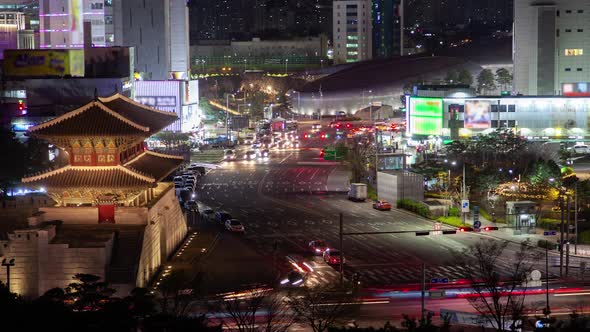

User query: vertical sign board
[408,97,444,136]
[473,206,481,230]
[461,200,470,213]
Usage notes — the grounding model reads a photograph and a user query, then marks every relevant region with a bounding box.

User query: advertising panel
[464,101,491,129]
[562,83,590,96]
[409,97,443,136]
[3,49,85,77]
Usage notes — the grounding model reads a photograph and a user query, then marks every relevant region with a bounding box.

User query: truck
[348,183,367,202]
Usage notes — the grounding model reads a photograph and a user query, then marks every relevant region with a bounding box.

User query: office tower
[333,0,372,64]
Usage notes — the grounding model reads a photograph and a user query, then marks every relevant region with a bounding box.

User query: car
[224,149,237,161]
[311,123,322,130]
[215,211,233,224]
[244,135,256,144]
[185,180,196,188]
[173,176,184,185]
[329,121,341,129]
[244,150,258,160]
[225,219,245,232]
[280,271,305,287]
[572,145,590,154]
[292,140,300,148]
[184,200,198,211]
[183,185,194,192]
[309,240,329,255]
[373,200,392,211]
[323,249,345,265]
[201,208,215,221]
[258,149,270,159]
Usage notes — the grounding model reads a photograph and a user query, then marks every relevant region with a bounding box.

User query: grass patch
[437,216,465,227]
[190,149,224,164]
[580,230,590,244]
[537,239,555,249]
[397,199,431,218]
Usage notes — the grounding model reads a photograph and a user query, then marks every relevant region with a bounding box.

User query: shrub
[538,239,555,249]
[448,206,460,217]
[537,218,562,230]
[367,183,378,201]
[479,208,506,223]
[397,199,431,218]
[580,230,590,245]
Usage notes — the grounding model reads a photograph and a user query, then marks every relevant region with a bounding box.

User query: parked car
[309,240,329,255]
[323,249,345,265]
[571,145,590,154]
[373,200,392,211]
[215,211,233,224]
[225,219,245,232]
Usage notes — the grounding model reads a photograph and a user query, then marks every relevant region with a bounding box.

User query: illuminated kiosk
[505,201,538,235]
[0,94,187,297]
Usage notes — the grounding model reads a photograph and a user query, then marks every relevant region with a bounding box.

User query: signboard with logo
[461,200,470,213]
[408,97,443,136]
[562,82,590,96]
[3,49,85,77]
[464,101,491,129]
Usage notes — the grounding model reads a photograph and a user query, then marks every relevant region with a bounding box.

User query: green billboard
[409,97,443,136]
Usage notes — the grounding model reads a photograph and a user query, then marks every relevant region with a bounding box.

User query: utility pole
[566,195,571,277]
[575,182,578,254]
[462,163,466,225]
[421,262,426,323]
[559,195,564,277]
[339,213,344,286]
[545,244,550,317]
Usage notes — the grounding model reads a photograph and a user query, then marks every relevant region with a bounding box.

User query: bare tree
[346,136,375,183]
[287,287,356,332]
[454,239,541,331]
[215,289,293,332]
[157,269,205,316]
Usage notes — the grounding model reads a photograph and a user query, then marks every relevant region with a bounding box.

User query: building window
[565,29,572,32]
[565,49,583,56]
[347,35,358,40]
[565,68,572,71]
[566,10,572,13]
[577,68,583,71]
[578,10,584,13]
[347,51,358,55]
[557,10,560,16]
[557,29,560,37]
[578,29,584,32]
[346,43,358,48]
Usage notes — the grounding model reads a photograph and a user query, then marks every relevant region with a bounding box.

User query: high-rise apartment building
[39,0,114,48]
[514,0,590,95]
[333,0,372,64]
[372,0,403,58]
[115,0,189,80]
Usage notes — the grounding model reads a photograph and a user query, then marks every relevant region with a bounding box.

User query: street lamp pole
[1,258,15,292]
[285,59,289,73]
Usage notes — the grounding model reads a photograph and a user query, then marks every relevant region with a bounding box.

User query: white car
[244,150,257,160]
[225,219,245,232]
[224,149,237,161]
[572,145,590,154]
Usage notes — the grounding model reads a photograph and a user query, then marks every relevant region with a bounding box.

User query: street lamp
[362,90,373,121]
[285,58,289,73]
[225,93,236,140]
[244,59,247,72]
[2,258,15,292]
[292,91,301,116]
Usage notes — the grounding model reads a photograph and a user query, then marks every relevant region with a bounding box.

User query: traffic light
[345,123,352,129]
[459,227,474,232]
[320,149,325,157]
[483,226,499,231]
[18,99,27,115]
[320,133,326,139]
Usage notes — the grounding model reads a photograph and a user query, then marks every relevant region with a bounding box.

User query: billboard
[3,49,85,77]
[562,83,590,96]
[409,97,443,136]
[464,101,491,129]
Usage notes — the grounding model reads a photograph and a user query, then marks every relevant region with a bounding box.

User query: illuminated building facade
[0,93,187,297]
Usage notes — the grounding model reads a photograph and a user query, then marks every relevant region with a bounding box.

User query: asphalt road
[193,125,590,292]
